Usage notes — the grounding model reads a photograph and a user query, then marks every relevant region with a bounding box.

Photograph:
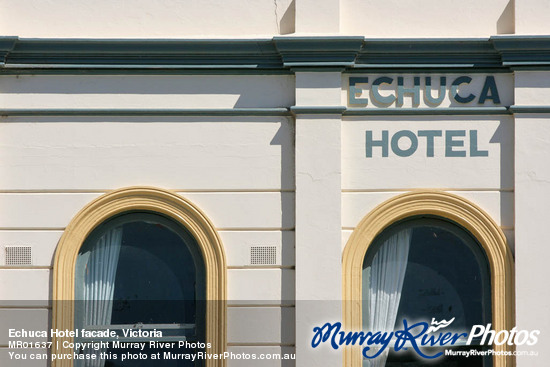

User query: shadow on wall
[3,74,295,109]
[279,0,296,35]
[497,0,515,34]
[270,119,296,351]
[489,118,515,255]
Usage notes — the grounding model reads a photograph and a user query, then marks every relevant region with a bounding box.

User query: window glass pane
[75,212,205,366]
[396,222,489,330]
[362,217,491,367]
[110,220,201,325]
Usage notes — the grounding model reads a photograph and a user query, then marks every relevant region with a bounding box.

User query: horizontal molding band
[0,107,517,117]
[1,36,549,71]
[352,64,505,69]
[274,36,365,68]
[290,67,346,72]
[0,189,295,193]
[1,66,516,75]
[0,266,51,270]
[344,107,511,116]
[343,226,514,231]
[0,227,297,231]
[2,64,285,70]
[0,229,295,234]
[1,67,293,75]
[0,188,513,193]
[503,62,550,67]
[0,108,292,117]
[341,188,514,193]
[1,106,547,117]
[290,106,346,115]
[508,105,550,114]
[345,67,511,74]
[493,36,550,67]
[0,227,66,231]
[506,65,550,71]
[286,62,354,68]
[0,305,51,309]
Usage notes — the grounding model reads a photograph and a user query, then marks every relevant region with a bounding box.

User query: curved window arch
[342,191,514,367]
[75,212,207,366]
[52,187,227,367]
[362,217,492,366]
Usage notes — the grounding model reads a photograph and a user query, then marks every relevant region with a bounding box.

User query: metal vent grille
[5,246,32,265]
[250,246,277,265]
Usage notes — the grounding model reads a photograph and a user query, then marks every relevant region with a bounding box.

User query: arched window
[52,187,227,367]
[362,217,491,366]
[342,191,514,367]
[74,212,206,366]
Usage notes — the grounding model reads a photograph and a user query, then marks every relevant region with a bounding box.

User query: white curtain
[362,229,412,367]
[83,227,123,367]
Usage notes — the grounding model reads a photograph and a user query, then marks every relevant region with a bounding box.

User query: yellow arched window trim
[342,190,515,367]
[52,186,227,367]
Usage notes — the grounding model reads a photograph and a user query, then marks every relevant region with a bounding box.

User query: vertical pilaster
[512,71,550,366]
[293,71,344,367]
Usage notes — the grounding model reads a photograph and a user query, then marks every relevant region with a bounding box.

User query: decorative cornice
[355,38,503,69]
[492,35,550,68]
[345,67,511,74]
[4,38,283,69]
[1,36,550,72]
[273,36,364,68]
[0,36,17,65]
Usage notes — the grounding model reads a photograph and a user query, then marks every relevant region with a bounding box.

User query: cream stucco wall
[2,0,548,38]
[1,1,550,366]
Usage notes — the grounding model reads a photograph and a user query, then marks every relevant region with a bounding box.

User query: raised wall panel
[0,118,294,191]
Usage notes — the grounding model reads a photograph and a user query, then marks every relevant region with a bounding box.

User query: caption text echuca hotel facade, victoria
[0,0,549,367]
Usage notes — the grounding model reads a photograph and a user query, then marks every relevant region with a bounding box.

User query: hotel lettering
[348,75,500,158]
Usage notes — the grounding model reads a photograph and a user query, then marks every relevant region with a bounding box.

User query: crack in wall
[274,0,280,34]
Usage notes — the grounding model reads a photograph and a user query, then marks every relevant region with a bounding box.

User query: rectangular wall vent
[5,246,32,265]
[250,245,277,265]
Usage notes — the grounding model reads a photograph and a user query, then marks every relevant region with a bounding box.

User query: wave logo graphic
[427,317,455,334]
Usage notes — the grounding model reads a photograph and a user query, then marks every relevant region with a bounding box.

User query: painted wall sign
[366,129,488,158]
[342,118,514,190]
[348,75,503,108]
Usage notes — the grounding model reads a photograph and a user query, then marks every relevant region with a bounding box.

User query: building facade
[1,1,549,366]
